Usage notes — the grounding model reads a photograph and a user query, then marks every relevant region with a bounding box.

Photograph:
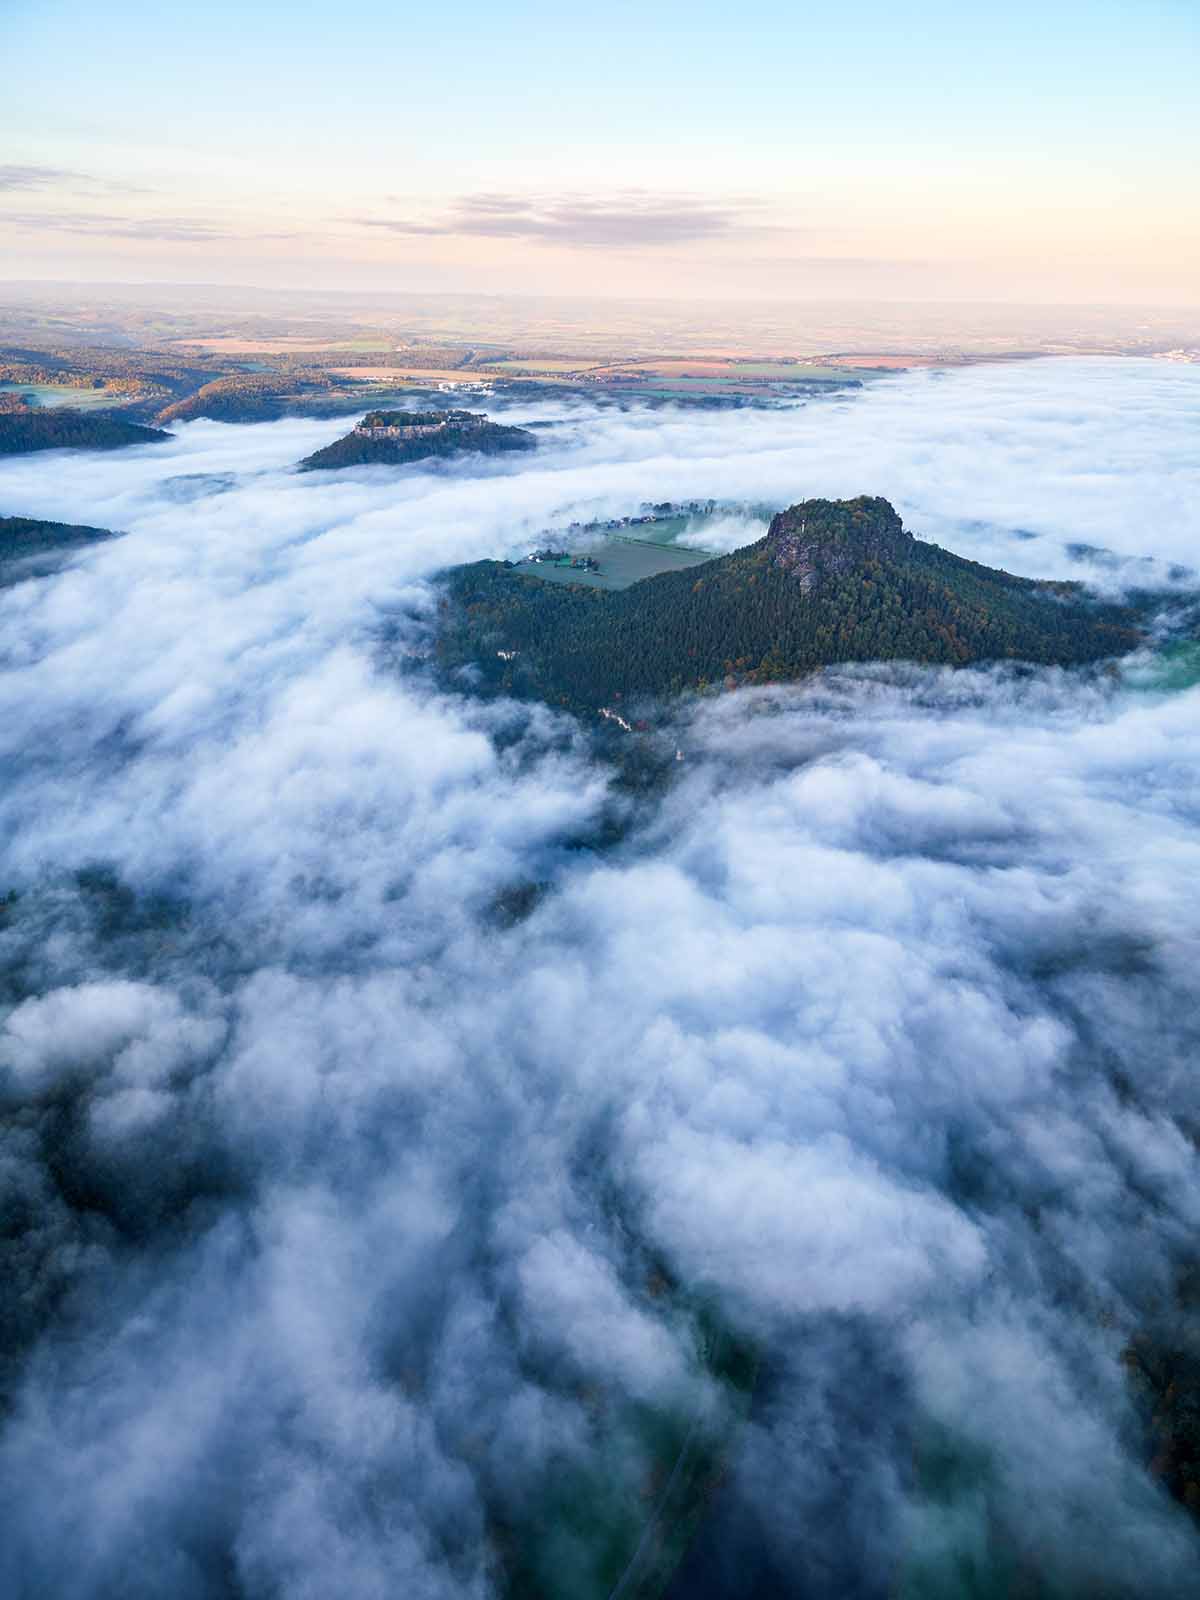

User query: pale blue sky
[2,0,1197,299]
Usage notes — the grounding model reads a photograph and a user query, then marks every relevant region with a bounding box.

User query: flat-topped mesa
[297,407,535,470]
[767,496,913,591]
[353,408,487,440]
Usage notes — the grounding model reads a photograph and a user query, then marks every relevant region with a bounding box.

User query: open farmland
[326,366,494,385]
[827,352,967,369]
[575,357,873,394]
[0,382,143,410]
[489,359,601,374]
[171,337,396,354]
[516,535,715,590]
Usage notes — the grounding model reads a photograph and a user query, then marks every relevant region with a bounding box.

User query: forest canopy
[0,410,169,457]
[436,497,1151,711]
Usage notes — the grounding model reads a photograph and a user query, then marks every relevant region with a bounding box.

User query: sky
[2,0,1198,301]
[1,361,1199,1596]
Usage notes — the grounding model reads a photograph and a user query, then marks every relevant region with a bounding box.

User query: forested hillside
[0,514,119,583]
[155,373,341,424]
[0,410,170,456]
[437,497,1148,710]
[299,412,536,470]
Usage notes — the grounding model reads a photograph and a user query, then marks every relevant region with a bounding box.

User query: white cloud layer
[0,357,1198,1597]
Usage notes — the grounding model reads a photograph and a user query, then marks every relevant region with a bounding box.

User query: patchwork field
[827,353,954,369]
[489,359,600,374]
[574,358,872,393]
[517,536,715,590]
[326,366,491,384]
[171,337,395,354]
[0,382,140,410]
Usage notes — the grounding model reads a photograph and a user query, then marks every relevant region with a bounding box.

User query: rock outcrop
[767,496,913,591]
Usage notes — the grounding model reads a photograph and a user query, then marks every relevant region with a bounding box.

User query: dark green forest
[0,410,170,457]
[0,515,119,583]
[154,373,340,424]
[299,414,536,470]
[437,497,1149,711]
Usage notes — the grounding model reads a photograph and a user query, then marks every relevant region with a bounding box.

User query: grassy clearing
[518,538,713,591]
[0,383,138,410]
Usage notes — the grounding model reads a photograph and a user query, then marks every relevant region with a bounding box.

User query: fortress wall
[352,414,488,441]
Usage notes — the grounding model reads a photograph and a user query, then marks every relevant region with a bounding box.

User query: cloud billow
[0,359,1198,1597]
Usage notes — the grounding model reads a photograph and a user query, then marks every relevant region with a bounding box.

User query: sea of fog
[1,357,1199,1598]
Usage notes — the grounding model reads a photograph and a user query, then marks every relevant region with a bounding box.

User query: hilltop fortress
[298,407,536,471]
[352,409,488,440]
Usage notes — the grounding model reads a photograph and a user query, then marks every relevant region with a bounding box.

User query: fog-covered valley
[2,357,1199,1599]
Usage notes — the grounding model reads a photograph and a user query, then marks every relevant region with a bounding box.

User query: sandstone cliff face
[766,496,913,591]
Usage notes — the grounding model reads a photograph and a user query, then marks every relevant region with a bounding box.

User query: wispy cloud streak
[0,164,146,195]
[2,210,300,242]
[352,190,757,248]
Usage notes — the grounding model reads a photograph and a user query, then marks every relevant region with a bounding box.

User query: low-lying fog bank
[1,357,1198,1598]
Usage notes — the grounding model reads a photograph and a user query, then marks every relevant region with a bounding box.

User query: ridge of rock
[767,496,913,590]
